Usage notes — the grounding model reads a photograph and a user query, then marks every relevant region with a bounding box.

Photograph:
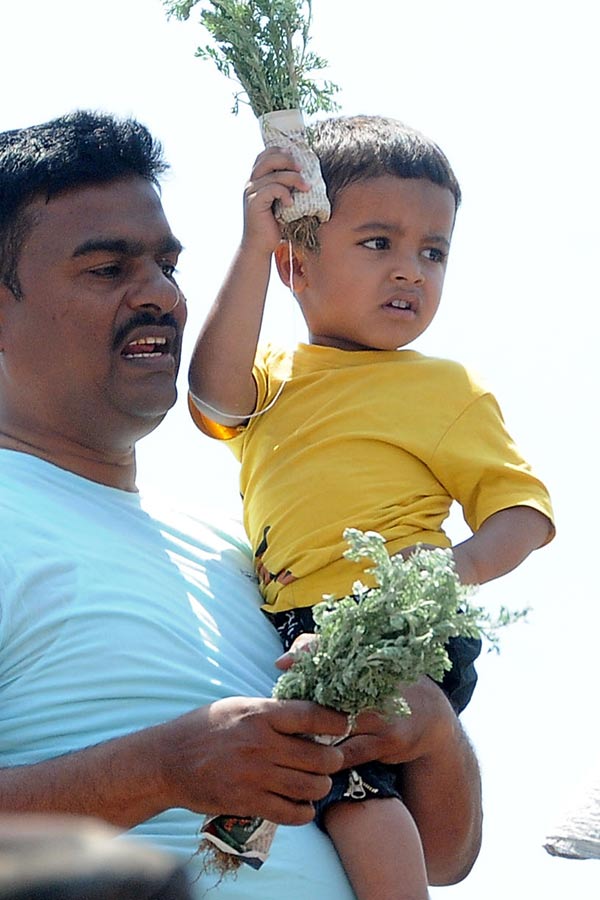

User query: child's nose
[390,254,425,285]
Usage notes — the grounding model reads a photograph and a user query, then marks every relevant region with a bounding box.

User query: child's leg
[323,797,430,900]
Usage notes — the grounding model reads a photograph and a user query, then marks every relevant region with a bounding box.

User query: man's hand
[157,696,346,825]
[339,677,450,769]
[0,697,346,831]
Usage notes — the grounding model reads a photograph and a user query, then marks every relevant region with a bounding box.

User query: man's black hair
[0,110,168,298]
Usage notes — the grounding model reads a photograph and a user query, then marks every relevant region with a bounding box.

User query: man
[0,111,482,897]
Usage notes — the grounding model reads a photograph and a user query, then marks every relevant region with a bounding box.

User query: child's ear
[274,241,307,293]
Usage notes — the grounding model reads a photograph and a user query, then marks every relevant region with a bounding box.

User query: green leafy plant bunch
[165,0,339,117]
[273,528,527,722]
[199,528,526,876]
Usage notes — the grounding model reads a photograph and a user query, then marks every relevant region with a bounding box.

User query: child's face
[289,175,455,351]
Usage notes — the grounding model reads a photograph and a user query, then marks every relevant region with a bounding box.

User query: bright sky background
[2,0,598,895]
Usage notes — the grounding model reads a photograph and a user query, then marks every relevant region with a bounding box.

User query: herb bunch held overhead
[164,0,340,248]
[166,0,339,117]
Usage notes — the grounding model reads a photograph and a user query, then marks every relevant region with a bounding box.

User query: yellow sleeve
[431,392,555,541]
[187,392,244,441]
[187,344,290,458]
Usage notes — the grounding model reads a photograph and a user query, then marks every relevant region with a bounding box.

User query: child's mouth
[385,297,417,314]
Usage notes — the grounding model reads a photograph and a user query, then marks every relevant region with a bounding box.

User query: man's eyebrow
[72,236,183,258]
[354,222,451,249]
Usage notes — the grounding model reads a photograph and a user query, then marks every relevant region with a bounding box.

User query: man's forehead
[24,177,178,252]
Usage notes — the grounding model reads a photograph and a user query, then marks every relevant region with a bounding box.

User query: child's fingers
[251,145,302,178]
[241,149,310,248]
[244,171,309,225]
[275,633,319,670]
[248,171,309,208]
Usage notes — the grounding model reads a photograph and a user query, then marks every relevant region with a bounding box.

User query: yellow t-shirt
[189,344,554,612]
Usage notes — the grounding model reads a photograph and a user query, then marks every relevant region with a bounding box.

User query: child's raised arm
[188,148,309,425]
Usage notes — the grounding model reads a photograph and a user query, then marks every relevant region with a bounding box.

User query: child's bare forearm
[189,245,271,422]
[452,505,553,585]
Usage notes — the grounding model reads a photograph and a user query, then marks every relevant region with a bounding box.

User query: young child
[188,116,555,899]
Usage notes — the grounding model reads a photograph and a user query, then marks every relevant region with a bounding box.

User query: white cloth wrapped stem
[259,109,330,226]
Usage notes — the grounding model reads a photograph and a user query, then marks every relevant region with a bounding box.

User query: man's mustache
[112,311,182,352]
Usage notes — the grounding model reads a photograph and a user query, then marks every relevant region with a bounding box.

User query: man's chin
[126,391,178,432]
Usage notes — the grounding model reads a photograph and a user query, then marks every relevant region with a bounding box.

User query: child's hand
[242,147,309,256]
[275,632,319,671]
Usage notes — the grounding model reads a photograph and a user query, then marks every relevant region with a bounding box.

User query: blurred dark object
[0,815,194,899]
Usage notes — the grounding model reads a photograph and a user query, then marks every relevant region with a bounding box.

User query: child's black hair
[310,115,461,213]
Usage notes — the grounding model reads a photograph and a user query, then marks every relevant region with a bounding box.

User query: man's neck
[0,431,138,492]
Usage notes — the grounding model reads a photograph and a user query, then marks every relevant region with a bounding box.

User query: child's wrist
[238,235,277,264]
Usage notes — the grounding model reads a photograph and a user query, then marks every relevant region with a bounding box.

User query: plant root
[281,215,322,253]
[197,838,244,880]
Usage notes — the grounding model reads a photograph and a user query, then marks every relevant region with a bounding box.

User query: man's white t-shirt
[0,450,354,898]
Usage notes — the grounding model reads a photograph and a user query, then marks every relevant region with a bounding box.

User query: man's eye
[90,264,121,278]
[361,237,390,251]
[160,262,178,278]
[422,247,447,263]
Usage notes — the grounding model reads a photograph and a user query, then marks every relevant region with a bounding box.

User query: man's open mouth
[122,336,169,359]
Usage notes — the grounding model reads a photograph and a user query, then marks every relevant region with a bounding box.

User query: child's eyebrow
[354,222,451,250]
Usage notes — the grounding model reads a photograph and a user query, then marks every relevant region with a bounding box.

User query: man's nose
[125,269,181,314]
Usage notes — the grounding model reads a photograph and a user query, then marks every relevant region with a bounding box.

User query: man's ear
[274,241,308,293]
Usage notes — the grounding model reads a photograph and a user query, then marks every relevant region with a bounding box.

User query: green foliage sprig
[273,528,528,721]
[165,0,339,116]
[200,529,527,876]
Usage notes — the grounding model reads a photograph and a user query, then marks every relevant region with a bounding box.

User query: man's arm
[188,148,308,423]
[338,678,483,885]
[0,697,347,829]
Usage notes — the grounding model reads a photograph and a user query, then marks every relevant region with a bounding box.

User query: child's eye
[361,237,390,251]
[422,247,447,263]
